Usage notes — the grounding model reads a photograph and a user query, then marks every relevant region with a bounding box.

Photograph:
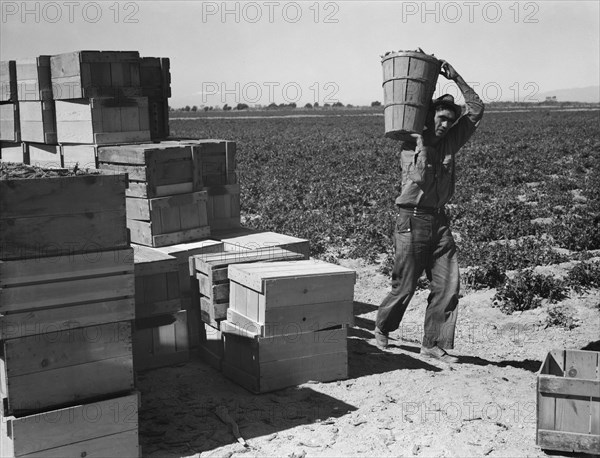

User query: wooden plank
[26,142,61,168]
[193,247,302,272]
[537,430,600,454]
[0,142,24,163]
[222,231,310,259]
[151,226,211,247]
[200,296,228,324]
[0,298,135,340]
[132,244,178,275]
[6,392,139,457]
[226,300,354,337]
[61,143,98,168]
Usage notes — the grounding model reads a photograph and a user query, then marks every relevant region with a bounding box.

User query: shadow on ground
[137,358,357,457]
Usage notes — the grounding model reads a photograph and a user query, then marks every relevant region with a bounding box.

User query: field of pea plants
[142,108,600,458]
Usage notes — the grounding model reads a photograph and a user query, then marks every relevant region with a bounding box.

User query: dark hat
[431,94,462,119]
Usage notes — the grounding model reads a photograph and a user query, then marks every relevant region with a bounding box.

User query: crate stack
[221,260,356,393]
[0,170,140,457]
[16,55,61,167]
[0,60,21,161]
[190,246,308,370]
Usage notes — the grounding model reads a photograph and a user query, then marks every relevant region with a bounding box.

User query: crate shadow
[136,359,357,457]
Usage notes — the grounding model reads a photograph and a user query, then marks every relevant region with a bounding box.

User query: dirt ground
[137,258,600,458]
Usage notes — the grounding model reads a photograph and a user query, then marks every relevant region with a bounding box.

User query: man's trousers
[375,207,460,349]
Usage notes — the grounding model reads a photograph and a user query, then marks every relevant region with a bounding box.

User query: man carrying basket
[375,60,485,363]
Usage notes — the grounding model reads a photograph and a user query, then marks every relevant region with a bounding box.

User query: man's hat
[431,94,462,119]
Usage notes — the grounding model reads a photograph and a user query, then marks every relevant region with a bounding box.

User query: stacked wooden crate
[221,260,356,393]
[98,142,211,247]
[52,50,151,168]
[190,247,307,369]
[0,60,20,160]
[140,57,171,140]
[131,244,187,371]
[0,169,140,456]
[15,55,60,168]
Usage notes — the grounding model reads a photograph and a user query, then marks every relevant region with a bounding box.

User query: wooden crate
[537,349,600,455]
[139,57,171,99]
[191,248,305,327]
[133,244,181,319]
[25,142,61,168]
[0,103,19,142]
[154,240,224,348]
[0,321,134,416]
[50,50,142,100]
[0,142,24,163]
[55,97,151,145]
[133,310,189,371]
[61,143,99,168]
[15,56,52,101]
[0,171,128,260]
[221,321,348,393]
[180,139,236,186]
[18,100,56,144]
[127,191,210,247]
[220,229,310,259]
[0,392,140,458]
[226,260,355,337]
[0,61,17,102]
[0,247,134,340]
[205,184,241,231]
[98,142,200,198]
[199,322,223,370]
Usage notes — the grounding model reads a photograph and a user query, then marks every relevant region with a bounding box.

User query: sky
[1,0,599,108]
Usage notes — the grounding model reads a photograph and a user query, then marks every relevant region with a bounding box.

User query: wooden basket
[381,50,441,141]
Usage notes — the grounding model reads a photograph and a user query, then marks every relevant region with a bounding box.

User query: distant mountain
[536,86,599,103]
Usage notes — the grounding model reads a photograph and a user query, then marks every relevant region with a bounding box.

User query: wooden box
[55,97,151,145]
[0,103,19,142]
[50,50,142,100]
[0,321,134,416]
[205,184,241,231]
[127,191,210,247]
[25,142,61,168]
[185,139,236,186]
[199,322,223,370]
[98,142,200,198]
[133,310,189,371]
[0,61,17,102]
[0,248,134,340]
[0,142,24,163]
[0,171,128,260]
[154,240,224,347]
[139,57,171,98]
[220,229,310,259]
[0,392,140,458]
[15,56,52,101]
[61,143,99,168]
[227,260,355,337]
[537,349,600,455]
[191,248,305,328]
[18,100,56,144]
[221,321,348,393]
[133,244,180,319]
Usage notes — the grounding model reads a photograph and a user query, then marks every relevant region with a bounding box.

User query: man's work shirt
[395,87,485,209]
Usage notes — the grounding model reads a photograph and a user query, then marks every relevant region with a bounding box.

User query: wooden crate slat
[0,103,20,142]
[537,430,600,455]
[0,298,134,340]
[3,392,139,457]
[0,142,24,163]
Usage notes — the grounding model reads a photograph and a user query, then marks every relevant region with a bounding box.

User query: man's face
[433,108,457,138]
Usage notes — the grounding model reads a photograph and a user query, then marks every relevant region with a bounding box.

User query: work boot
[420,345,458,364]
[374,327,389,349]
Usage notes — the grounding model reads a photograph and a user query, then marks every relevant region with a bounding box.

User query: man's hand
[440,60,459,81]
[410,133,424,149]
